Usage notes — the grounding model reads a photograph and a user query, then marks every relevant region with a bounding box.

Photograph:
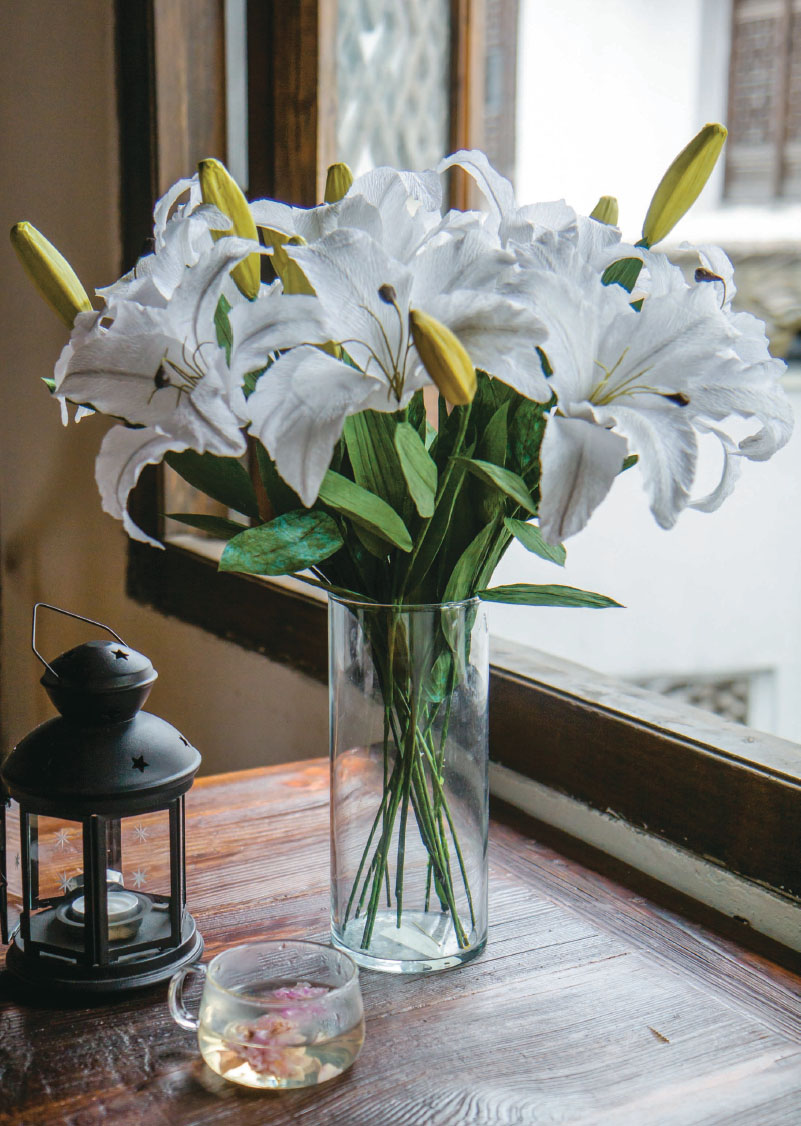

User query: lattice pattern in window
[336,0,452,176]
[725,0,801,200]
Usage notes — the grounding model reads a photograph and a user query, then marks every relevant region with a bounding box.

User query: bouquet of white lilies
[12,125,793,964]
[12,124,791,606]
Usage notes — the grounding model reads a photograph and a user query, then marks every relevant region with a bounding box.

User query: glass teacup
[168,939,365,1089]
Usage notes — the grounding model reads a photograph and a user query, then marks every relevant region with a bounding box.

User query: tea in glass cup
[168,940,364,1089]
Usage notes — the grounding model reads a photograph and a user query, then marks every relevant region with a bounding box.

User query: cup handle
[168,962,206,1031]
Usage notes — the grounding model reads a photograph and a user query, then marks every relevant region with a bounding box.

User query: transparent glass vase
[329,596,489,973]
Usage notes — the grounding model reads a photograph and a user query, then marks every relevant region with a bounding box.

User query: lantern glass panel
[118,810,172,901]
[32,813,83,901]
[3,798,23,940]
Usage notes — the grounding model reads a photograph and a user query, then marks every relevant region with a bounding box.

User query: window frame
[117,0,801,925]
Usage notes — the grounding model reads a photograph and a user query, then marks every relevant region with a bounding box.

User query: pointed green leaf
[219,509,343,576]
[443,520,497,604]
[503,518,566,565]
[343,411,405,514]
[164,450,259,518]
[167,513,248,539]
[601,257,643,294]
[254,441,301,516]
[394,422,437,518]
[456,458,537,515]
[620,453,639,473]
[214,293,233,365]
[508,396,549,480]
[318,470,413,552]
[477,583,622,608]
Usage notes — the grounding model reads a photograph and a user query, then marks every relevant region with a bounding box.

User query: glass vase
[329,595,489,973]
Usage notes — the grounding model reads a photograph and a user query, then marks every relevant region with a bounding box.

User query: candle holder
[0,604,203,994]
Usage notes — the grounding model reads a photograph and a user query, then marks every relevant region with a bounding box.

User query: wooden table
[2,762,801,1125]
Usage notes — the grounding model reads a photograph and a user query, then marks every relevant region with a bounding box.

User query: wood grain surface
[2,762,800,1125]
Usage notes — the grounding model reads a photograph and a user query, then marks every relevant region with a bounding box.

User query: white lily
[243,224,547,505]
[55,235,261,544]
[249,165,447,267]
[521,235,792,542]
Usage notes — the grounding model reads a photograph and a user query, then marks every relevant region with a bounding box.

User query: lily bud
[264,231,315,296]
[198,157,261,299]
[409,309,476,406]
[10,221,92,328]
[324,162,354,204]
[641,123,727,247]
[590,195,619,226]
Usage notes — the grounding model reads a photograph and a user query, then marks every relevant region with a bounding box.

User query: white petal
[289,229,412,376]
[423,291,550,402]
[96,425,188,546]
[538,414,628,543]
[597,402,697,529]
[437,150,516,222]
[229,289,328,372]
[689,422,742,513]
[246,346,388,505]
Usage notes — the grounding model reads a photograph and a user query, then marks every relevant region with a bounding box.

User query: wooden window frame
[117,0,801,926]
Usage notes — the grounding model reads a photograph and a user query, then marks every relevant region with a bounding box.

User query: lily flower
[520,235,792,541]
[54,235,261,545]
[242,224,547,505]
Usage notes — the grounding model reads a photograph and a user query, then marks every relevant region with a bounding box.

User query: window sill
[129,532,801,944]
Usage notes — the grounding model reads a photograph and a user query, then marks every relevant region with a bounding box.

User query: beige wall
[0,1,326,772]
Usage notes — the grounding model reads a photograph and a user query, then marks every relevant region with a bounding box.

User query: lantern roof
[2,711,201,816]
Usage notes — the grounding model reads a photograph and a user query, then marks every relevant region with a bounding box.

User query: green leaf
[456,458,536,515]
[620,453,639,473]
[254,441,301,517]
[477,583,622,608]
[508,397,549,481]
[503,517,566,565]
[474,401,510,522]
[394,422,437,518]
[243,365,268,398]
[402,456,471,597]
[443,520,497,604]
[42,377,56,393]
[166,513,248,539]
[318,470,413,552]
[343,411,405,515]
[601,257,643,294]
[214,293,233,365]
[219,509,343,576]
[406,388,427,436]
[164,450,259,518]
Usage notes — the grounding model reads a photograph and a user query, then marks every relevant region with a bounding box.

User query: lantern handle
[31,603,127,677]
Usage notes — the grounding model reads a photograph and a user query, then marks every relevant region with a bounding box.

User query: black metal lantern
[0,605,203,993]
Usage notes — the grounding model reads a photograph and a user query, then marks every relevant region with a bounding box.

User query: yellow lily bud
[641,123,727,247]
[264,230,315,296]
[409,309,476,406]
[198,157,261,299]
[10,221,92,328]
[324,162,354,204]
[590,195,619,226]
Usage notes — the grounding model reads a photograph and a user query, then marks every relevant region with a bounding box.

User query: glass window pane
[489,0,801,743]
[336,0,452,175]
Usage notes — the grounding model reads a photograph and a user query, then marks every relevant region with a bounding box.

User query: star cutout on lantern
[133,823,149,843]
[113,648,129,660]
[131,755,149,772]
[14,853,20,869]
[58,871,71,892]
[55,828,72,851]
[131,868,147,888]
